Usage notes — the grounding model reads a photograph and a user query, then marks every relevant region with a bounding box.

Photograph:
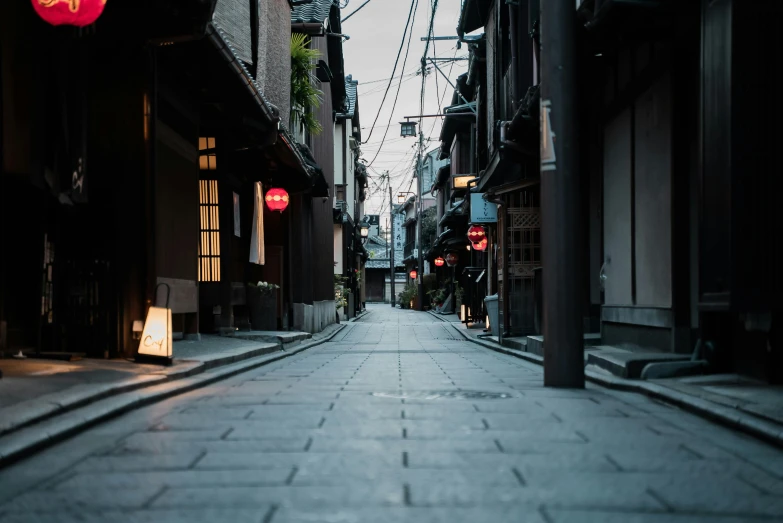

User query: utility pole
[388,179,396,307]
[416,130,425,311]
[540,0,584,387]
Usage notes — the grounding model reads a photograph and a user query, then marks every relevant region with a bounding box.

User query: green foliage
[334,274,349,309]
[422,273,437,293]
[427,287,447,306]
[291,33,323,135]
[454,282,464,301]
[398,283,418,309]
[420,207,438,252]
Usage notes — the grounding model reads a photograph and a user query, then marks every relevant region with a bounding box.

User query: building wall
[333,225,343,273]
[310,34,336,303]
[0,1,36,177]
[602,108,633,306]
[333,123,344,190]
[634,73,672,308]
[258,0,292,125]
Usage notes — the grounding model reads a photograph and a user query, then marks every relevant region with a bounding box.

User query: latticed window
[199,137,217,170]
[199,179,220,282]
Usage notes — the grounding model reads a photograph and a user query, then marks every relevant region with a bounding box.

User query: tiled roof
[291,0,334,24]
[364,236,405,269]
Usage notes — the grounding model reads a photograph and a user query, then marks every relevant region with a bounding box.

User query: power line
[361,0,417,145]
[366,0,419,168]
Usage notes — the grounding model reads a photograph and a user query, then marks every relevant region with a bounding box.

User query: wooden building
[0,0,329,358]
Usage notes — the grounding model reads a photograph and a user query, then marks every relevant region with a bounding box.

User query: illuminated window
[199,137,217,170]
[199,179,221,282]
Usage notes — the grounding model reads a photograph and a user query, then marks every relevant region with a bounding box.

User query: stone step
[525,333,601,356]
[586,349,691,379]
[232,330,312,347]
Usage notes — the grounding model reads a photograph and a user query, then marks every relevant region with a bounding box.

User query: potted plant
[247,281,280,331]
[398,283,417,310]
[335,274,349,313]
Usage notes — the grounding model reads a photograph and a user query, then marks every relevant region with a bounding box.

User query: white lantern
[138,283,173,361]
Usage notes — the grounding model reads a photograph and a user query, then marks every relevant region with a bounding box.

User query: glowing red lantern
[32,0,107,27]
[409,270,418,280]
[434,257,445,267]
[445,253,458,267]
[467,225,486,243]
[265,188,289,212]
[472,238,488,251]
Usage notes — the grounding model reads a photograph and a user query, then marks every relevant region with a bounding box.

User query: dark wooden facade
[0,0,325,357]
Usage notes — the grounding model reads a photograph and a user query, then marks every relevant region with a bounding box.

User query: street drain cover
[370,390,514,400]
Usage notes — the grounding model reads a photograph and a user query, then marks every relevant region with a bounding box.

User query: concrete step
[525,333,601,356]
[586,349,691,379]
[232,330,312,347]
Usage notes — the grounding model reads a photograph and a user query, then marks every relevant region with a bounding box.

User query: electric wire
[366,0,420,169]
[361,0,417,146]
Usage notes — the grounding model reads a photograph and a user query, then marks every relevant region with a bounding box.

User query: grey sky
[339,0,469,221]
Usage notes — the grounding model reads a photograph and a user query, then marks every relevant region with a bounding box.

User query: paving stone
[152,484,404,509]
[0,487,161,513]
[0,508,272,523]
[195,451,403,471]
[544,510,768,523]
[406,482,664,510]
[110,438,309,455]
[53,468,292,489]
[3,305,783,523]
[269,507,548,523]
[72,453,202,473]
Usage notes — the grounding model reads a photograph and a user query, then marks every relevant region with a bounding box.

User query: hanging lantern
[265,188,289,212]
[434,257,445,267]
[471,238,488,251]
[445,252,458,267]
[32,0,107,27]
[467,225,486,244]
[409,269,418,280]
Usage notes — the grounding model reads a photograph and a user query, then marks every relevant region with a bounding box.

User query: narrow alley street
[1,305,782,522]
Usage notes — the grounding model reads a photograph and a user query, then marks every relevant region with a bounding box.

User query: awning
[439,101,476,149]
[438,199,468,227]
[263,127,324,194]
[434,164,451,188]
[458,0,492,37]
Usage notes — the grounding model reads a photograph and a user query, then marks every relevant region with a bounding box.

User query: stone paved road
[1,304,783,522]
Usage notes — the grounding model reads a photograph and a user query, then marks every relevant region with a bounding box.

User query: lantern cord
[361,0,417,147]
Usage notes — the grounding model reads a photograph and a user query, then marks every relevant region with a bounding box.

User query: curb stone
[429,311,783,449]
[0,323,347,469]
[0,344,283,438]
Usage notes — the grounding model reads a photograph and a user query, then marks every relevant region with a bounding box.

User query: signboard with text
[470,193,498,223]
[393,211,405,254]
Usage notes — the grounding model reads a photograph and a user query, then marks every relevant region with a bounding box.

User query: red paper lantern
[32,0,107,27]
[265,188,289,212]
[467,225,486,243]
[409,270,418,280]
[471,238,488,251]
[445,253,458,267]
[434,257,445,267]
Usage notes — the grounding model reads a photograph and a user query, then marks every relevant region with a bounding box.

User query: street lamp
[397,191,414,204]
[400,121,417,137]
